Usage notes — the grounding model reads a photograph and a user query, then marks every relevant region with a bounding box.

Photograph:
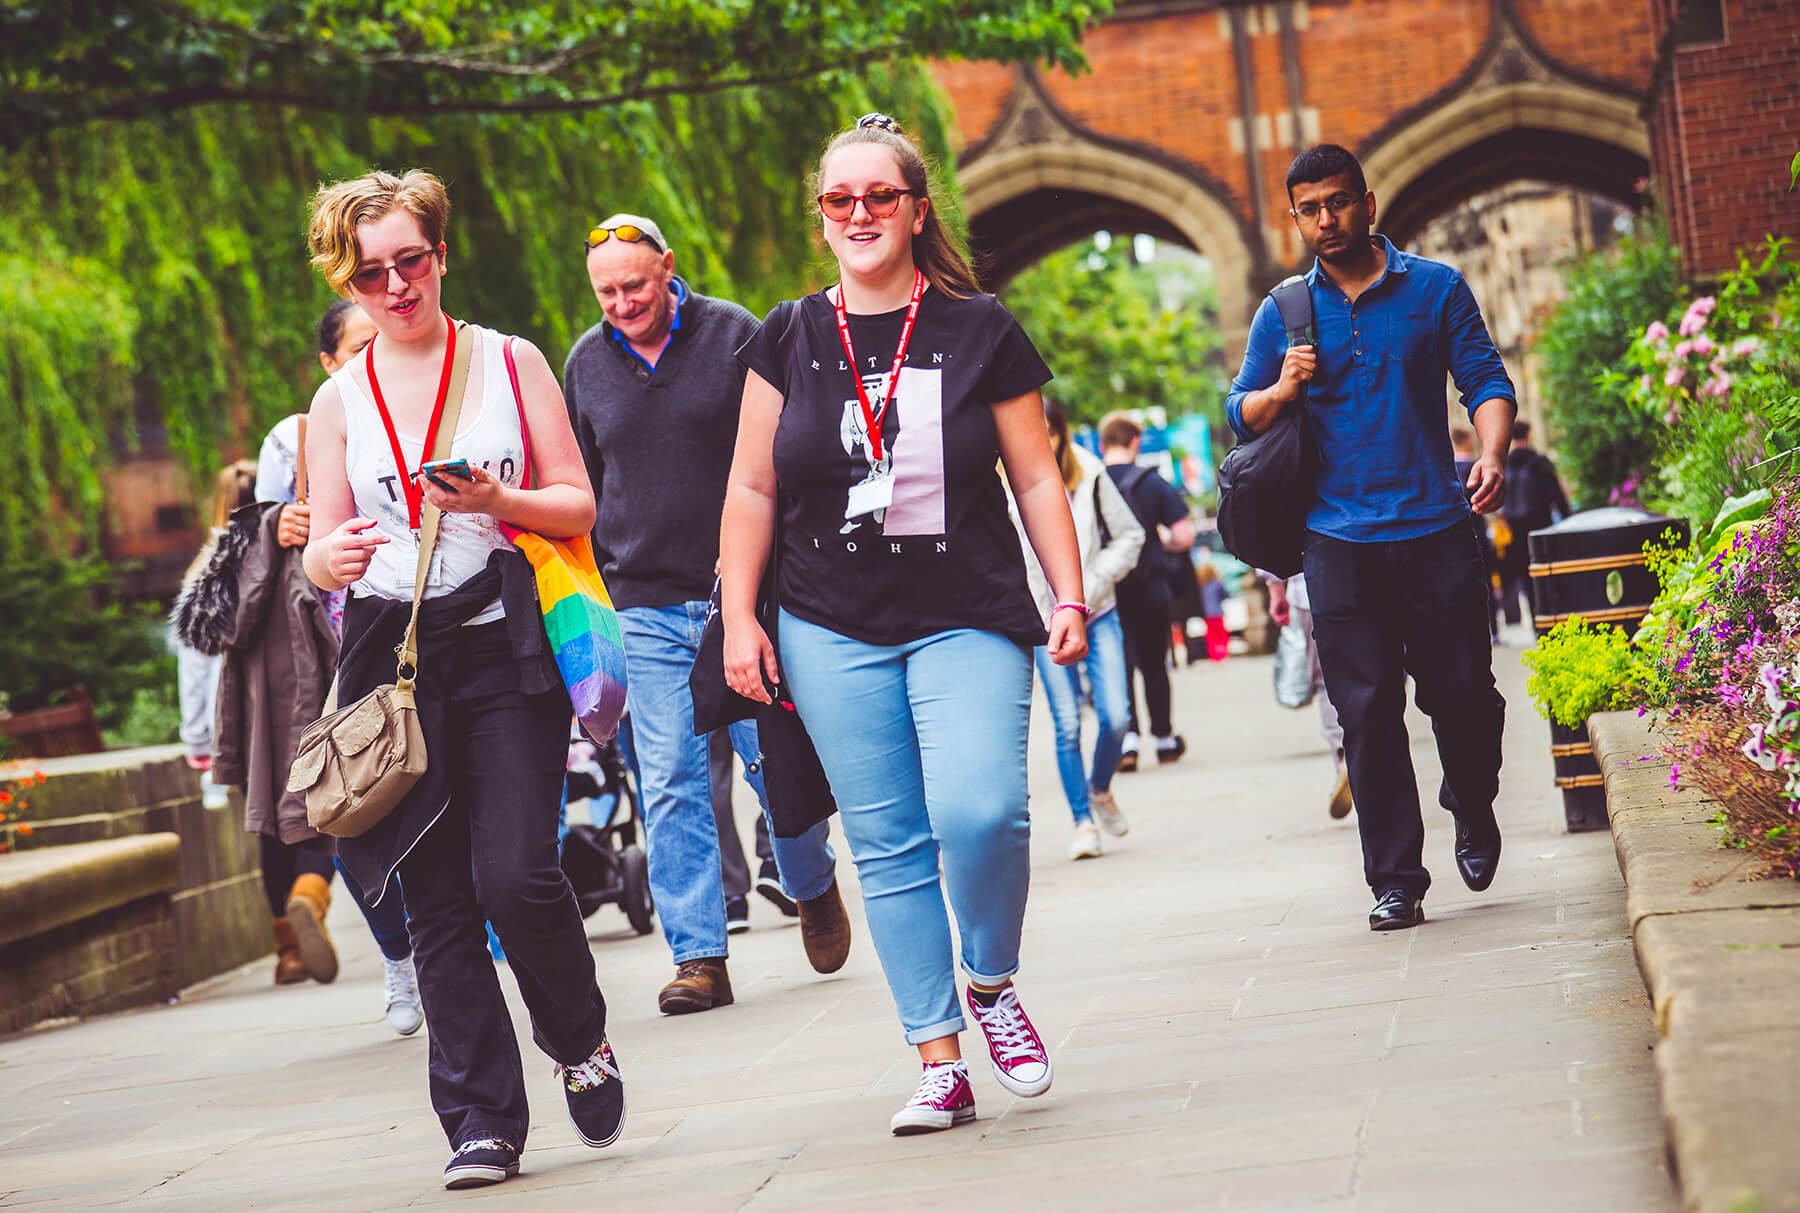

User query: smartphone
[419,458,473,490]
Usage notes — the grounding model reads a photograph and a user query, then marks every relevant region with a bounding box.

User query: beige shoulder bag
[288,322,474,838]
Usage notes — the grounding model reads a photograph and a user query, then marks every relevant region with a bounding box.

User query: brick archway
[961,139,1259,357]
[1362,80,1650,247]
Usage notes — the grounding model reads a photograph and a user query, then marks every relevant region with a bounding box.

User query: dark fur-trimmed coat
[184,503,338,846]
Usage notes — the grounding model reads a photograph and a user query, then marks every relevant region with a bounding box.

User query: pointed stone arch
[956,76,1263,358]
[1359,20,1649,245]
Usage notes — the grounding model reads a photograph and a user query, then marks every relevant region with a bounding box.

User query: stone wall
[3,745,270,992]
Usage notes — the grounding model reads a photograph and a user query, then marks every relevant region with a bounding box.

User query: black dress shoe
[1369,889,1425,931]
[1454,816,1502,892]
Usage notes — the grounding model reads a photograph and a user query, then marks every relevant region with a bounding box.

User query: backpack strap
[1268,274,1316,348]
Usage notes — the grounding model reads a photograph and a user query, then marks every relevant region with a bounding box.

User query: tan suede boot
[284,872,339,984]
[272,917,308,985]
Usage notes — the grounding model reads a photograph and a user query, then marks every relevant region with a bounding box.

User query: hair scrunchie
[856,112,903,134]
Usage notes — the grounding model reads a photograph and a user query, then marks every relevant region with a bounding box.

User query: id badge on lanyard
[833,271,923,519]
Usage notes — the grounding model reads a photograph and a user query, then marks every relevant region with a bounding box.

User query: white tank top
[335,324,526,625]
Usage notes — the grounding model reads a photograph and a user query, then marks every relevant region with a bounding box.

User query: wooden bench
[0,685,105,759]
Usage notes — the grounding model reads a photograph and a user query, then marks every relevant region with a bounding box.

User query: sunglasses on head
[585,223,664,252]
[817,188,915,222]
[348,248,437,295]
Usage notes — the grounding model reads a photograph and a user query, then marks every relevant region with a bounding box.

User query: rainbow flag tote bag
[499,338,628,743]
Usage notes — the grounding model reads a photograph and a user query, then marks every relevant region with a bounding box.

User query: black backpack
[1216,275,1317,579]
[1097,463,1160,589]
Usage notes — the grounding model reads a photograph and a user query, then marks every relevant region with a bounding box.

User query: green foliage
[1520,616,1647,728]
[0,554,175,732]
[1000,236,1226,428]
[0,62,967,559]
[1,0,1107,144]
[1535,215,1685,507]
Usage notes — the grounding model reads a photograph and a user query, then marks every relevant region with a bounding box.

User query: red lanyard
[831,269,925,465]
[365,311,457,530]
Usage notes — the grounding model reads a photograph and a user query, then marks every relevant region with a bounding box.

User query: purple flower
[1669,762,1682,788]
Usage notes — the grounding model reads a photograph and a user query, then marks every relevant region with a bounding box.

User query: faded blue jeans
[619,602,837,965]
[1033,608,1129,825]
[779,610,1033,1045]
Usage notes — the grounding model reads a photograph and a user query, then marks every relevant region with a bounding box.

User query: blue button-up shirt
[606,277,688,375]
[1225,235,1515,543]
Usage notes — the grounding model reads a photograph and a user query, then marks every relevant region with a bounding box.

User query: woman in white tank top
[299,168,626,1191]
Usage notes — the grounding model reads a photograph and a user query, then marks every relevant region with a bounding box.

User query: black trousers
[396,623,606,1151]
[258,835,335,917]
[1302,521,1506,899]
[1116,580,1175,739]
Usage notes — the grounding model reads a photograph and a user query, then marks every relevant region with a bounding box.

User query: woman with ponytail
[720,114,1086,1136]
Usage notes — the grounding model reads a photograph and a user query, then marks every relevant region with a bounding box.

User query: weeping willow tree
[0,1,1105,562]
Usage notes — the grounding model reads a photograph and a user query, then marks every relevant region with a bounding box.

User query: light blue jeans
[1033,608,1129,825]
[778,610,1033,1044]
[619,603,837,964]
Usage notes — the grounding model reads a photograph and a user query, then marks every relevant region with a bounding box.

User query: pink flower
[1692,335,1715,357]
[1665,364,1687,388]
[1639,374,1654,392]
[1679,296,1717,336]
[1733,337,1760,357]
[1645,320,1671,343]
[1674,340,1694,360]
[1702,374,1733,399]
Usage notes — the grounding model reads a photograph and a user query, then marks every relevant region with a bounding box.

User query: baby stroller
[560,721,655,936]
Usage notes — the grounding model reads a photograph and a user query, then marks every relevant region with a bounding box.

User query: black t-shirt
[737,287,1052,648]
[1107,462,1188,576]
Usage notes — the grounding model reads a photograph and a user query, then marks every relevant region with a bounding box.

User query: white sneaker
[383,954,424,1036]
[1069,822,1102,860]
[1090,788,1129,837]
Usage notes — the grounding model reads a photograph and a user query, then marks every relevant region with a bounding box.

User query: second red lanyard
[366,311,458,530]
[831,269,924,466]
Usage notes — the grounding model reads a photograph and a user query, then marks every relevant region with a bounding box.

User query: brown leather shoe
[272,917,308,985]
[284,872,339,984]
[796,878,852,975]
[659,958,733,1014]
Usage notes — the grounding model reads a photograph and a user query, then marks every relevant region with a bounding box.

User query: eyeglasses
[348,249,437,294]
[585,223,664,252]
[817,188,915,222]
[1292,194,1361,223]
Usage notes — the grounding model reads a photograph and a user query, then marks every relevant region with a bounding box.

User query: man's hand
[1272,345,1317,406]
[276,503,311,549]
[1267,578,1291,627]
[1466,454,1507,515]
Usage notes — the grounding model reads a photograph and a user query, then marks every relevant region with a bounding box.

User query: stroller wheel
[619,844,655,935]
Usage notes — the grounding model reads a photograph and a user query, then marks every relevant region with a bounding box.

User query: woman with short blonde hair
[302,167,624,1190]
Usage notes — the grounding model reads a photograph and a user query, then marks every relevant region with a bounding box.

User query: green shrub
[1520,617,1648,728]
[0,552,174,735]
[1535,214,1685,507]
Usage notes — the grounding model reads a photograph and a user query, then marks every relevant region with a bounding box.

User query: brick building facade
[1644,0,1800,279]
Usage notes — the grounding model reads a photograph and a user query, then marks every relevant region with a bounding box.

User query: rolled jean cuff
[782,869,836,903]
[962,962,1019,988]
[671,947,728,965]
[904,1014,966,1046]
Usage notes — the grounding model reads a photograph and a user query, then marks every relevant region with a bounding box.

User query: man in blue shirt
[1225,145,1515,931]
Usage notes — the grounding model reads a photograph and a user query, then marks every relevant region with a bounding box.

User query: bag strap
[394,321,475,688]
[502,336,533,489]
[1094,473,1110,548]
[295,415,309,504]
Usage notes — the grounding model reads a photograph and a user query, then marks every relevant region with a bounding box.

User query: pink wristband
[1054,602,1090,617]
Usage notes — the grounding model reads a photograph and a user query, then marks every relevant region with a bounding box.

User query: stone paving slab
[0,637,1674,1210]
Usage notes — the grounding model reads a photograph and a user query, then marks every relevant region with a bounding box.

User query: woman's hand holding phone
[420,461,506,516]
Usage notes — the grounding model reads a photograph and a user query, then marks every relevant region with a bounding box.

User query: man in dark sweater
[565,214,848,1014]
